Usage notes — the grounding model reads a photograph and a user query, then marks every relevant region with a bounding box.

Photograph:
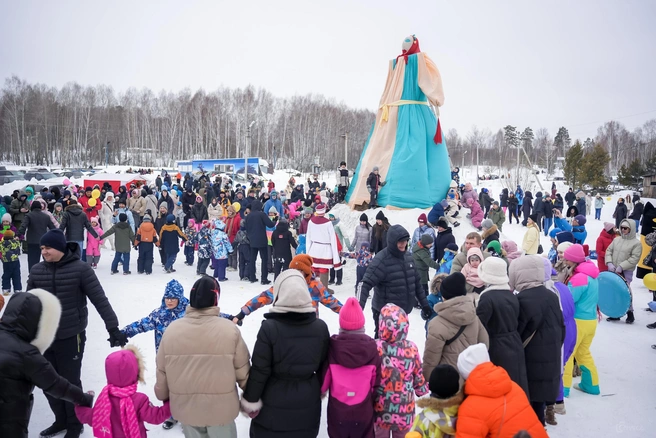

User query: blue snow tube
[597,271,632,318]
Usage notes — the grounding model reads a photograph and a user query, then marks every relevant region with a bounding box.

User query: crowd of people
[0,167,651,438]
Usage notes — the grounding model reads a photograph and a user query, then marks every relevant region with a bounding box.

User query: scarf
[92,383,140,438]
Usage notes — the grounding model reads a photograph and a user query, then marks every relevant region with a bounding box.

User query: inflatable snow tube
[597,271,632,318]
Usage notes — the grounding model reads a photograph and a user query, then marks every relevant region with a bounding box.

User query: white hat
[477,257,509,286]
[269,270,315,314]
[457,343,490,380]
[557,241,574,253]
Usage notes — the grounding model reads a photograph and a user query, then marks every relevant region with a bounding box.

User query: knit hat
[166,214,175,224]
[85,186,92,192]
[429,364,461,399]
[315,203,326,215]
[557,241,574,253]
[118,213,127,222]
[445,243,459,253]
[268,206,278,215]
[303,207,313,215]
[375,210,386,220]
[373,166,379,171]
[339,297,365,331]
[30,201,42,211]
[486,240,501,255]
[603,222,615,232]
[420,234,434,246]
[418,213,428,224]
[492,200,499,207]
[440,272,467,300]
[481,219,493,230]
[289,254,314,283]
[556,231,575,244]
[528,213,538,224]
[196,195,203,202]
[40,229,68,254]
[143,216,152,223]
[549,228,562,239]
[457,343,490,380]
[90,216,99,225]
[188,219,196,227]
[1,213,11,223]
[563,244,586,263]
[3,230,14,240]
[440,199,449,209]
[269,270,315,314]
[478,257,509,286]
[574,215,587,226]
[437,217,449,229]
[359,213,368,222]
[190,276,220,308]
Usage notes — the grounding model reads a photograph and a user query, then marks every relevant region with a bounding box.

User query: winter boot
[606,317,620,321]
[573,361,581,377]
[545,405,557,425]
[2,290,10,296]
[575,365,600,395]
[554,402,566,415]
[40,423,67,438]
[454,221,461,227]
[652,344,656,350]
[162,418,178,430]
[647,322,656,329]
[625,311,635,324]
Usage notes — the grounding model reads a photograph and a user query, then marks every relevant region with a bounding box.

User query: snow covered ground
[2,166,655,437]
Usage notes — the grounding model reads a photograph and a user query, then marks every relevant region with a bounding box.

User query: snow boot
[647,322,656,329]
[652,344,656,349]
[606,317,620,322]
[625,311,635,324]
[563,387,570,398]
[162,418,178,430]
[576,365,600,395]
[554,402,566,415]
[573,361,581,377]
[2,290,10,296]
[454,221,461,227]
[40,423,67,438]
[545,405,557,425]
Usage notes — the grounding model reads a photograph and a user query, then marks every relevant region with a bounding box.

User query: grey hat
[373,166,379,172]
[481,218,493,230]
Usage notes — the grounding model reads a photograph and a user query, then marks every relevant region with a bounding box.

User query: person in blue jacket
[554,210,588,244]
[263,190,284,217]
[427,200,446,226]
[515,185,524,218]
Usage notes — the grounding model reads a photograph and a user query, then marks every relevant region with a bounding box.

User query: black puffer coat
[476,288,529,396]
[59,204,98,241]
[190,201,208,223]
[358,225,430,313]
[522,191,533,219]
[243,312,329,438]
[434,227,456,262]
[17,206,57,245]
[0,292,91,437]
[245,201,275,248]
[26,243,119,340]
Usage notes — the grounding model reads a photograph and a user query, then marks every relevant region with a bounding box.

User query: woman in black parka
[0,290,93,438]
[510,255,565,426]
[476,257,530,397]
[241,270,330,438]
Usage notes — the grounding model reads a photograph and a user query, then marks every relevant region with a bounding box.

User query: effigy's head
[401,35,421,55]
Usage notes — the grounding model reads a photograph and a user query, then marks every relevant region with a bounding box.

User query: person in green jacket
[413,234,439,297]
[99,213,136,275]
[488,201,506,232]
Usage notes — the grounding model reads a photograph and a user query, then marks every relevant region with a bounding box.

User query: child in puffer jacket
[234,220,250,280]
[183,218,198,266]
[75,346,171,437]
[424,274,447,335]
[195,220,212,275]
[437,243,458,275]
[86,216,104,268]
[375,303,428,437]
[466,198,485,230]
[210,219,233,281]
[341,241,373,298]
[406,364,463,438]
[461,248,485,294]
[1,230,22,294]
[322,297,381,438]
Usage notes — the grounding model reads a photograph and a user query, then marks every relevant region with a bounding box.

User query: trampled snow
[2,167,655,437]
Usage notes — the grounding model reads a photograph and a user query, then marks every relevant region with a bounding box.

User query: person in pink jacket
[86,216,104,269]
[466,198,484,230]
[75,345,170,438]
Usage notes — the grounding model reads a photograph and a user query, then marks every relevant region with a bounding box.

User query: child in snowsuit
[75,346,171,437]
[100,213,135,275]
[321,297,381,438]
[134,216,158,275]
[341,241,373,298]
[466,198,484,230]
[121,279,189,351]
[86,216,104,268]
[272,219,298,279]
[159,214,187,273]
[407,364,462,438]
[183,218,198,266]
[0,230,22,294]
[413,234,439,298]
[460,247,486,294]
[233,220,250,280]
[374,303,428,437]
[194,220,212,275]
[210,219,233,281]
[437,243,459,275]
[424,273,447,333]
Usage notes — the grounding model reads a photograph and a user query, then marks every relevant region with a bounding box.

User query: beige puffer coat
[423,295,489,380]
[605,219,642,271]
[155,306,251,427]
[128,194,147,217]
[522,223,540,255]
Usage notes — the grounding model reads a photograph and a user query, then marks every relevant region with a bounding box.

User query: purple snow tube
[555,281,577,364]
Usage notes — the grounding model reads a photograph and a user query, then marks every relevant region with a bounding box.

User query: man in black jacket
[27,229,126,438]
[18,201,57,271]
[181,187,196,227]
[565,187,576,208]
[245,200,275,285]
[59,201,99,263]
[358,224,431,338]
[0,289,94,438]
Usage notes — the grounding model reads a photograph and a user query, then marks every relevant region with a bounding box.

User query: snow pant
[508,208,519,224]
[212,257,228,280]
[535,212,544,231]
[2,260,22,291]
[197,257,210,275]
[374,425,409,438]
[595,208,602,220]
[621,270,634,312]
[44,331,86,430]
[159,247,167,266]
[184,245,195,265]
[132,212,142,231]
[182,422,237,438]
[87,255,100,266]
[329,267,343,284]
[337,185,348,203]
[273,257,291,280]
[502,206,507,214]
[165,253,177,271]
[137,243,154,274]
[369,189,378,208]
[543,217,553,236]
[518,205,523,218]
[111,252,130,273]
[563,319,599,392]
[238,245,250,279]
[267,245,274,273]
[317,270,334,294]
[249,246,268,282]
[483,204,490,218]
[355,265,367,297]
[27,243,41,272]
[531,401,546,426]
[228,249,238,270]
[73,240,86,262]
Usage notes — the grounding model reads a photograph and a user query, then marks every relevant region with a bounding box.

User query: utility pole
[476,142,480,186]
[245,121,256,181]
[105,141,110,169]
[516,146,521,188]
[341,132,348,166]
[461,150,468,170]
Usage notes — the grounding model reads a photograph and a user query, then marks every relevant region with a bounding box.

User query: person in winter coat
[371,210,390,254]
[358,225,432,338]
[183,219,198,266]
[476,257,529,396]
[158,187,175,215]
[60,201,100,263]
[427,200,446,227]
[0,290,94,438]
[121,279,188,351]
[366,166,385,208]
[565,187,575,208]
[100,213,135,275]
[461,182,477,207]
[373,304,428,436]
[157,276,250,436]
[594,194,605,220]
[521,191,533,226]
[438,244,458,275]
[461,247,486,294]
[190,195,209,225]
[86,216,103,268]
[595,222,617,272]
[413,234,439,296]
[241,271,330,438]
[455,344,548,438]
[507,192,519,224]
[9,193,30,228]
[78,187,102,221]
[554,210,588,244]
[134,216,158,274]
[321,297,381,438]
[433,218,456,263]
[542,194,555,236]
[410,213,436,258]
[565,204,579,222]
[502,240,523,264]
[423,272,489,380]
[263,190,284,217]
[488,201,505,232]
[554,193,565,212]
[75,346,171,436]
[194,220,213,276]
[500,188,509,213]
[613,197,628,228]
[272,219,298,279]
[466,198,484,230]
[605,219,642,324]
[561,244,600,397]
[224,205,241,270]
[350,212,372,252]
[575,191,586,217]
[128,189,147,230]
[159,214,187,273]
[522,214,541,255]
[510,256,565,426]
[53,202,65,224]
[450,233,490,274]
[479,188,493,218]
[99,192,116,250]
[207,197,224,222]
[113,199,136,232]
[444,193,461,228]
[546,228,562,266]
[628,194,644,230]
[480,219,499,249]
[18,201,57,271]
[144,189,159,219]
[246,200,276,285]
[306,203,342,291]
[210,220,233,281]
[1,230,22,294]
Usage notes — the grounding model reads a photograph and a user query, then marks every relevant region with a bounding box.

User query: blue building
[176,157,266,176]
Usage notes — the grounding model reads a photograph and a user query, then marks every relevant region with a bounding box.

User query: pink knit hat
[564,244,586,263]
[603,222,615,232]
[339,297,365,331]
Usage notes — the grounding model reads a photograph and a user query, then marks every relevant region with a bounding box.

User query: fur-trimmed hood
[416,389,464,410]
[481,224,499,240]
[430,273,449,295]
[105,344,146,387]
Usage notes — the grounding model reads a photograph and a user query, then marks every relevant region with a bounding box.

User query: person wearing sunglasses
[605,219,642,324]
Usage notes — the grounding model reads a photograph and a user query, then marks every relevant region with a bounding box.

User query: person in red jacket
[78,187,101,220]
[224,205,242,271]
[595,222,617,272]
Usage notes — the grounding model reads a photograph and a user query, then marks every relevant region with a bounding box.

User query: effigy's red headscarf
[397,35,421,65]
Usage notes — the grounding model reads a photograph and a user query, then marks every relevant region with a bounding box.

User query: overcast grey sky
[1,0,655,141]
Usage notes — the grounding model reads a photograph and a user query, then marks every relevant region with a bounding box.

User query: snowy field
[2,166,655,437]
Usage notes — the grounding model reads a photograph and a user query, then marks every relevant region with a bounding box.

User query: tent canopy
[84,173,146,193]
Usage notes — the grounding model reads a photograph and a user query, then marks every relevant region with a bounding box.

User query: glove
[615,265,623,274]
[421,306,433,321]
[86,207,93,212]
[367,186,372,193]
[81,391,95,407]
[607,263,616,272]
[108,328,128,347]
